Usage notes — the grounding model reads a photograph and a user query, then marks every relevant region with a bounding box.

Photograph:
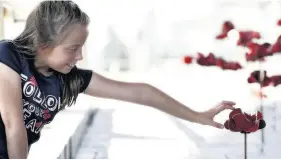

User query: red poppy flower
[277,19,281,26]
[268,35,281,54]
[237,31,261,47]
[216,21,235,39]
[245,42,272,62]
[224,108,265,133]
[183,56,193,64]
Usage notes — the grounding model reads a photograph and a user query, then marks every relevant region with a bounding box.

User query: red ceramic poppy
[277,19,281,26]
[268,35,281,54]
[245,42,272,62]
[216,21,235,39]
[237,31,261,47]
[183,56,193,64]
[247,70,281,87]
[222,62,242,70]
[224,108,266,133]
[195,52,243,70]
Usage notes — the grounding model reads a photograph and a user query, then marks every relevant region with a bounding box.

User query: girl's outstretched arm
[84,71,235,129]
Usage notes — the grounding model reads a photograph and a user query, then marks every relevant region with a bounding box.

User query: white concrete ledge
[28,107,97,159]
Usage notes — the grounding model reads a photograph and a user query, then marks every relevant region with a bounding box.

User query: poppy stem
[244,133,247,159]
[259,63,265,153]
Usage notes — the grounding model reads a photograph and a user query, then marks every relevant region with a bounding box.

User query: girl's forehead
[59,24,89,45]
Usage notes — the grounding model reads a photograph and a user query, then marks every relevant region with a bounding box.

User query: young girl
[0,1,235,159]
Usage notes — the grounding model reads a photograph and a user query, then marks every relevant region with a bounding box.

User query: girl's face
[39,24,89,74]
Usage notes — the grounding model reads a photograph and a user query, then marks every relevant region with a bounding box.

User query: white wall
[0,3,3,39]
[3,0,281,71]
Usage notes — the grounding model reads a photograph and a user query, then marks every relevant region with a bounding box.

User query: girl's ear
[38,44,53,55]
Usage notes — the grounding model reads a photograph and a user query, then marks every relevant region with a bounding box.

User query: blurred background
[1,0,281,159]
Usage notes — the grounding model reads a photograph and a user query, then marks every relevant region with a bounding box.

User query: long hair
[11,0,90,110]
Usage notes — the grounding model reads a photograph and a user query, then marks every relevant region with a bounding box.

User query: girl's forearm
[137,83,201,123]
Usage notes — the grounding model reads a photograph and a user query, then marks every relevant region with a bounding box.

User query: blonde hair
[12,0,90,109]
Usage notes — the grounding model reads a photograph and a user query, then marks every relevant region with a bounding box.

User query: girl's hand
[198,101,236,129]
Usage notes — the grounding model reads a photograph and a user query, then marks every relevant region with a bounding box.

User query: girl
[0,1,235,159]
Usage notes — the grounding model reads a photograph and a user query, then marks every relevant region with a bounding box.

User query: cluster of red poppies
[183,52,242,70]
[216,21,261,47]
[246,35,281,62]
[216,21,281,62]
[183,19,281,91]
[247,70,281,87]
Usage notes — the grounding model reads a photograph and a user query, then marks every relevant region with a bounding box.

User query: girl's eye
[67,48,78,53]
